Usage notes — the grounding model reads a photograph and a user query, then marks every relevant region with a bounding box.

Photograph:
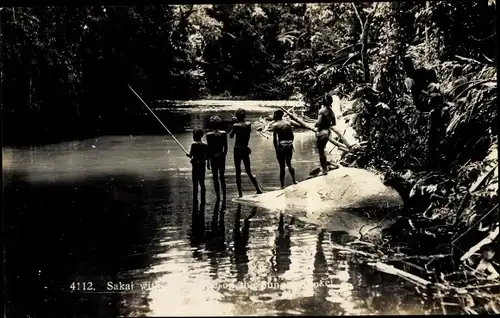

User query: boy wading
[230,108,262,197]
[187,129,209,208]
[206,116,228,201]
[315,93,336,175]
[272,110,297,188]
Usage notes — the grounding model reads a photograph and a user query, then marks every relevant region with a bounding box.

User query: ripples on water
[3,108,424,316]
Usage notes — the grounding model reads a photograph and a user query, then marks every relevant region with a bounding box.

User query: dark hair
[209,116,222,129]
[235,108,246,121]
[323,93,333,106]
[273,110,284,120]
[193,128,204,141]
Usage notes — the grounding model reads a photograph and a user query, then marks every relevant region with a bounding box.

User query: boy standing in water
[315,93,336,176]
[206,116,228,201]
[272,109,297,188]
[186,128,209,207]
[230,108,262,197]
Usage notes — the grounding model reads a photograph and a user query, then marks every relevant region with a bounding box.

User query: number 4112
[70,282,94,291]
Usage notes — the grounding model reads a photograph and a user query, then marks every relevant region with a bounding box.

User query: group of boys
[187,93,337,204]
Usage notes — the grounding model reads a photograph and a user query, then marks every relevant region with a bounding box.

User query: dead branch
[460,226,499,261]
[464,283,500,290]
[367,261,437,289]
[453,204,499,244]
[454,79,497,101]
[455,54,492,65]
[330,243,378,258]
[483,54,495,63]
[437,285,448,315]
[469,163,498,193]
[399,260,426,272]
[280,106,350,152]
[387,254,452,261]
[351,3,363,30]
[256,130,270,139]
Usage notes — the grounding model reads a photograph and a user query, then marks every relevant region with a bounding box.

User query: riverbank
[332,60,499,314]
[4,114,426,316]
[157,99,305,109]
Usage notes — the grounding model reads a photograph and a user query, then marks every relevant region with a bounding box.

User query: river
[3,105,424,316]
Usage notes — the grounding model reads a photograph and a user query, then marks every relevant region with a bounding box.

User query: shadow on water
[329,230,425,315]
[272,213,292,276]
[3,171,171,317]
[233,204,256,282]
[3,116,426,316]
[189,201,256,283]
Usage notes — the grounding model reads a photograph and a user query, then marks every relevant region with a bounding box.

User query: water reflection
[189,195,206,254]
[3,172,164,317]
[272,213,292,276]
[233,204,255,283]
[206,199,227,280]
[4,107,424,316]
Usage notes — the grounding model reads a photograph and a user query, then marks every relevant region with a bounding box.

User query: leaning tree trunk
[352,3,380,83]
[280,107,350,152]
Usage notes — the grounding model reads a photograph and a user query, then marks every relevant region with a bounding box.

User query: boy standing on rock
[315,93,337,175]
[230,108,263,197]
[272,109,297,188]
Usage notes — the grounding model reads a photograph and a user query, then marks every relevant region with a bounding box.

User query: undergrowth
[333,51,498,314]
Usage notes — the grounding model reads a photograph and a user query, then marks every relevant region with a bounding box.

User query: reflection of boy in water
[206,116,228,201]
[187,128,209,207]
[315,94,336,175]
[272,110,297,188]
[230,108,262,197]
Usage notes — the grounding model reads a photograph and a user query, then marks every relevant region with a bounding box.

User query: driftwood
[453,204,499,244]
[280,106,350,152]
[367,261,444,289]
[331,126,354,148]
[469,163,498,193]
[460,226,499,262]
[256,129,270,139]
[330,243,378,258]
[455,54,492,66]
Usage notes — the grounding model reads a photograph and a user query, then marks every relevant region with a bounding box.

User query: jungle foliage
[1,2,498,313]
[1,3,496,137]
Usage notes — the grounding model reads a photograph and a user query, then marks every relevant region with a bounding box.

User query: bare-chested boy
[229,108,262,197]
[272,109,297,188]
[315,93,336,175]
[186,128,209,207]
[206,116,228,201]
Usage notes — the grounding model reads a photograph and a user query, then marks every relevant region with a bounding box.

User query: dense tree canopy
[0,2,496,144]
[2,3,497,313]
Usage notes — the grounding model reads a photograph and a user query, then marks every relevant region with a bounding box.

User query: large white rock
[233,167,404,230]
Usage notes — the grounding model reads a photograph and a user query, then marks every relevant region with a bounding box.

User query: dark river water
[3,105,424,316]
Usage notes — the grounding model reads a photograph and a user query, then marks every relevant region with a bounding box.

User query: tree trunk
[352,3,379,83]
[280,106,350,152]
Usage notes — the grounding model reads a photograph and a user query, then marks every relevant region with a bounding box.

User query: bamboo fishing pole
[128,85,189,155]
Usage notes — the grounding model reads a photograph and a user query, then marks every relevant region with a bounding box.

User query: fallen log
[469,163,498,193]
[280,106,350,152]
[460,226,499,261]
[330,243,378,258]
[367,261,437,289]
[331,126,354,148]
